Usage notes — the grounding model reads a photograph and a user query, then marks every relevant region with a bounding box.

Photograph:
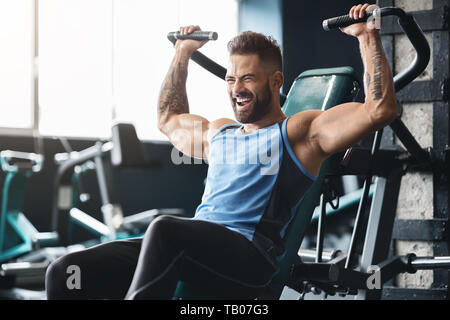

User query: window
[39,0,113,138]
[0,0,34,130]
[0,0,238,140]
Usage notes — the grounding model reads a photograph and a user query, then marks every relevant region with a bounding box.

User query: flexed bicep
[309,102,376,156]
[163,114,211,160]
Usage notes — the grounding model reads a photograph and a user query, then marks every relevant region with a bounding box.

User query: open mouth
[235,96,253,110]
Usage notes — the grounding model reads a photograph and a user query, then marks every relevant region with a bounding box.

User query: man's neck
[241,106,286,134]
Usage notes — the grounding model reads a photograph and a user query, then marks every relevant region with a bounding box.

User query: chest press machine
[169,6,450,300]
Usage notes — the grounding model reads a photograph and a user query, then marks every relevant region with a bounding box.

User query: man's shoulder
[207,118,237,140]
[210,118,237,130]
[286,110,323,140]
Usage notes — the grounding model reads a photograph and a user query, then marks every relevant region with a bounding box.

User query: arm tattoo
[158,59,189,117]
[364,72,371,96]
[371,39,383,101]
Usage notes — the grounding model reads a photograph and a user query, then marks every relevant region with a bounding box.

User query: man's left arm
[288,4,398,162]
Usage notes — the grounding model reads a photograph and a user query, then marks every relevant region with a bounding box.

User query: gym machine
[51,122,185,245]
[167,6,450,300]
[288,6,450,300]
[0,150,83,298]
[0,150,58,263]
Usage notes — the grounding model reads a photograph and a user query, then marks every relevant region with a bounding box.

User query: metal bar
[431,13,450,293]
[380,8,448,34]
[344,177,372,269]
[345,129,384,269]
[324,148,405,178]
[69,208,110,237]
[298,249,340,263]
[358,177,387,276]
[389,117,431,165]
[357,169,403,300]
[51,142,113,232]
[393,13,431,92]
[0,261,48,277]
[94,145,110,206]
[54,142,113,167]
[0,150,43,163]
[433,31,449,80]
[396,79,448,102]
[376,255,410,284]
[411,256,450,270]
[381,287,448,300]
[315,194,326,263]
[392,219,448,241]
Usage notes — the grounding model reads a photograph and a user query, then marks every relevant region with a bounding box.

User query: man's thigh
[153,216,276,286]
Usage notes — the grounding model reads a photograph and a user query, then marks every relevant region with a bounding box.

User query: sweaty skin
[157,4,397,176]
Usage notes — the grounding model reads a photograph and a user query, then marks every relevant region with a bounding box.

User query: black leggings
[45,215,277,300]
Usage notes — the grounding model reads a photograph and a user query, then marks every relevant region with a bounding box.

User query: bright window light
[0,0,34,129]
[37,0,238,140]
[39,0,113,138]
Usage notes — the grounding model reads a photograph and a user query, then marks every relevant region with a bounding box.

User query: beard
[231,82,273,124]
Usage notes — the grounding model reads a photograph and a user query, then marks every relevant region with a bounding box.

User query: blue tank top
[193,117,316,266]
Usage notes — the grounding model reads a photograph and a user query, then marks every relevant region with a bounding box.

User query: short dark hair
[227,31,282,72]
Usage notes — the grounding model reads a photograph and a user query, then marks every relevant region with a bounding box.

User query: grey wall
[386,0,449,295]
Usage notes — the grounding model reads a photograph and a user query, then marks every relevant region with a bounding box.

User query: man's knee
[146,215,180,239]
[142,215,187,254]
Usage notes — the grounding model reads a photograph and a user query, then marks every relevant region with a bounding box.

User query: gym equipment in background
[0,151,83,297]
[0,151,57,263]
[51,122,185,245]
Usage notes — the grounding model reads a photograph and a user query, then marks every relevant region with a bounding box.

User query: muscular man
[46,4,396,299]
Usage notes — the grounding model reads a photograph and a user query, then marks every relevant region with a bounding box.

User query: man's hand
[175,25,208,55]
[340,3,380,38]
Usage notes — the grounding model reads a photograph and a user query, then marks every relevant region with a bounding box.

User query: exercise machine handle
[322,12,372,31]
[324,7,431,164]
[323,7,430,92]
[393,12,430,92]
[167,31,218,42]
[167,31,226,80]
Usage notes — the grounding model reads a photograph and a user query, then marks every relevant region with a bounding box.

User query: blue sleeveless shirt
[193,117,316,266]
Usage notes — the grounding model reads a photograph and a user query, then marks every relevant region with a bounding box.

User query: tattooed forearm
[371,39,383,100]
[357,31,397,127]
[364,72,371,96]
[158,55,190,120]
[359,33,393,103]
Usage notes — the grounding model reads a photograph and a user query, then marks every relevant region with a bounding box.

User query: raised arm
[157,25,234,159]
[286,4,397,175]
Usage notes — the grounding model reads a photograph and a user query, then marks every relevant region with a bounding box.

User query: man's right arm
[158,25,235,160]
[157,46,209,159]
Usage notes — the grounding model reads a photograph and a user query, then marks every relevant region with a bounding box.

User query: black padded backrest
[111,123,149,168]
